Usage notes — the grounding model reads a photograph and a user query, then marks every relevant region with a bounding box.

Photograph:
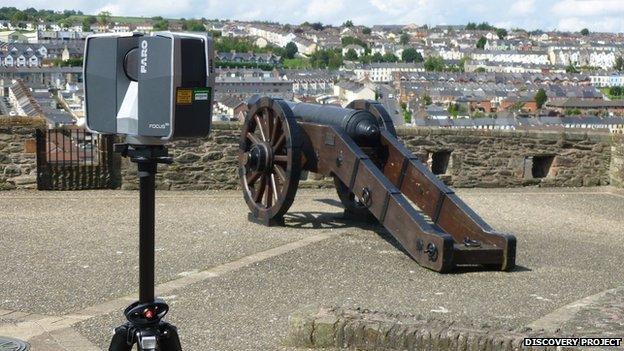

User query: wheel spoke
[274,155,288,163]
[264,109,273,142]
[253,175,266,203]
[254,115,266,141]
[261,109,271,141]
[270,174,279,201]
[246,171,261,186]
[273,134,285,150]
[265,177,273,207]
[247,132,262,145]
[273,164,286,182]
[270,115,279,143]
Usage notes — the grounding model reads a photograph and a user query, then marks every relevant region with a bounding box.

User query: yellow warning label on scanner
[176,89,192,104]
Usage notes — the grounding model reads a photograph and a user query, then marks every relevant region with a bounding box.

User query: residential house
[333,81,375,105]
[589,72,624,87]
[342,44,365,58]
[353,63,424,83]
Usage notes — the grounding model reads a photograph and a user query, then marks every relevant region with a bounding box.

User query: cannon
[238,96,516,272]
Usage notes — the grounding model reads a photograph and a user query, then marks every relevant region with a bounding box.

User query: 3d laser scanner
[83,32,215,351]
[84,32,214,141]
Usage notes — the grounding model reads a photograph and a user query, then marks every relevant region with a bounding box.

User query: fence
[35,128,119,190]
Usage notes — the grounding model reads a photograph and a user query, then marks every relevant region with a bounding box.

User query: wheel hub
[246,143,273,173]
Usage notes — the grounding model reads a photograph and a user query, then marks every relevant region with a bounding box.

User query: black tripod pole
[138,161,156,303]
[109,144,182,351]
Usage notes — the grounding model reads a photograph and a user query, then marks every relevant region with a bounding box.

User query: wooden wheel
[335,100,397,220]
[239,97,301,226]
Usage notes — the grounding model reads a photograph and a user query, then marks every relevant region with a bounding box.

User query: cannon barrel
[283,101,380,142]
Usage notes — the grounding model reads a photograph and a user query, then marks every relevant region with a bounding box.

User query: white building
[342,44,365,57]
[548,45,622,70]
[590,73,624,87]
[353,63,425,83]
[469,50,549,65]
[333,81,375,105]
[247,24,296,47]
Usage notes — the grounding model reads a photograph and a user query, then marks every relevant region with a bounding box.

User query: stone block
[3,164,21,177]
[176,153,201,163]
[8,174,36,186]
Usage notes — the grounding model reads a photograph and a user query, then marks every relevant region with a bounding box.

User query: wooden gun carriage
[238,96,516,273]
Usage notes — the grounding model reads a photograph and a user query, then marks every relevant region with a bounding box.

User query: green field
[283,58,311,69]
[600,87,624,100]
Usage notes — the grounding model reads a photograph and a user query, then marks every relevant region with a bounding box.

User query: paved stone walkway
[0,188,622,350]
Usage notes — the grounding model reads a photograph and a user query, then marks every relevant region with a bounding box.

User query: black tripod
[109,144,182,351]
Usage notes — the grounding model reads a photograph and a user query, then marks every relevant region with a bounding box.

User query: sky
[3,0,624,33]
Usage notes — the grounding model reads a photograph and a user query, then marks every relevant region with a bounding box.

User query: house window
[431,151,452,175]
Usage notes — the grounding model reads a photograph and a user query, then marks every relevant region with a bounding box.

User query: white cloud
[510,0,535,15]
[557,16,624,32]
[551,0,624,17]
[1,0,623,32]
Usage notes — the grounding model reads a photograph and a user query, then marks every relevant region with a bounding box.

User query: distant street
[377,83,404,126]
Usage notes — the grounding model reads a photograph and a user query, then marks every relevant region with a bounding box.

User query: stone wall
[399,128,611,187]
[610,133,624,188]
[121,123,241,190]
[0,118,43,190]
[121,123,614,190]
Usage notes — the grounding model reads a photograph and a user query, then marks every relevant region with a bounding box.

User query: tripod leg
[159,322,183,351]
[109,324,134,351]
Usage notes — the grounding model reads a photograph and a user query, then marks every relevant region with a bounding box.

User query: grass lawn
[599,87,624,100]
[283,58,311,69]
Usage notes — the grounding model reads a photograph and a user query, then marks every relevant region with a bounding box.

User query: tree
[10,11,27,25]
[97,11,111,25]
[343,20,353,27]
[424,56,445,71]
[341,36,367,48]
[59,18,73,28]
[580,28,590,36]
[399,33,410,45]
[371,52,383,62]
[465,22,476,30]
[421,94,432,106]
[401,48,423,63]
[310,22,324,31]
[82,15,96,31]
[476,22,495,30]
[496,28,508,39]
[476,36,487,49]
[310,49,342,69]
[565,63,579,73]
[185,20,205,32]
[362,27,371,35]
[345,48,358,60]
[284,42,298,59]
[610,86,623,97]
[383,52,398,62]
[153,19,169,31]
[614,56,624,71]
[534,89,547,109]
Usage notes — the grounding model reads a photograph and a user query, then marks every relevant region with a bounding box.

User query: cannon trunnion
[238,96,516,273]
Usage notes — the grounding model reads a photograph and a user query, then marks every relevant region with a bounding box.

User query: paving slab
[0,188,622,350]
[0,190,337,314]
[68,188,624,350]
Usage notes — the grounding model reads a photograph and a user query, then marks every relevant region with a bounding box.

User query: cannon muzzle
[283,101,380,143]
